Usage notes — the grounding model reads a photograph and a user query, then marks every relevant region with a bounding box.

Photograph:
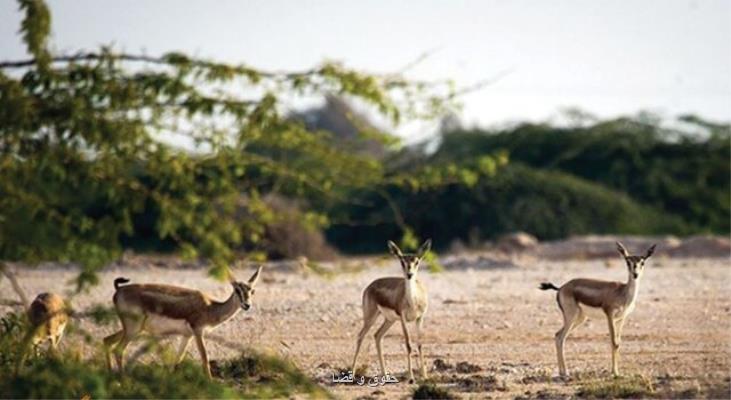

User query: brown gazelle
[351,239,431,383]
[25,293,68,350]
[104,266,263,378]
[540,242,656,377]
[2,266,68,371]
[16,292,69,372]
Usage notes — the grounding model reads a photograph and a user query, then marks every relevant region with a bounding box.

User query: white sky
[1,0,729,141]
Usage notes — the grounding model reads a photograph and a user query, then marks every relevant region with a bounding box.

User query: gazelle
[16,292,69,372]
[3,264,68,372]
[351,239,431,384]
[26,292,68,350]
[104,266,263,378]
[540,242,656,377]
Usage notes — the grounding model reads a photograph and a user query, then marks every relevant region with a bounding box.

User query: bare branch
[397,46,444,74]
[0,52,317,79]
[450,67,515,98]
[0,262,30,309]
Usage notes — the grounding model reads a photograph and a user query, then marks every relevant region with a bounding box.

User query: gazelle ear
[644,244,657,259]
[387,241,403,257]
[248,265,263,287]
[228,270,237,284]
[616,241,629,258]
[417,239,432,258]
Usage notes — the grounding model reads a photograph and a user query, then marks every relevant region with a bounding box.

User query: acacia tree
[0,0,488,289]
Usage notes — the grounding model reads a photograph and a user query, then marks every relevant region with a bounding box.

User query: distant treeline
[120,108,729,258]
[325,114,730,253]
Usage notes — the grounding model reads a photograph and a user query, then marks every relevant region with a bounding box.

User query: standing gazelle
[104,266,263,378]
[540,242,656,377]
[351,239,431,384]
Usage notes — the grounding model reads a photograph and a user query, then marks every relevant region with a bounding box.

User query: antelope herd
[4,240,658,381]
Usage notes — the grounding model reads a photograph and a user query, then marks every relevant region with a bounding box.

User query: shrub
[213,350,330,398]
[328,164,691,253]
[0,312,328,399]
[435,117,730,233]
[0,357,240,399]
[257,195,338,261]
[576,375,655,399]
[412,382,457,400]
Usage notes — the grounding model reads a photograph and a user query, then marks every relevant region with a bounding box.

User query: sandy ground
[2,255,730,399]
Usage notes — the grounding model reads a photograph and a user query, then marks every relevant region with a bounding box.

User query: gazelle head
[387,239,432,280]
[616,242,656,280]
[230,266,263,311]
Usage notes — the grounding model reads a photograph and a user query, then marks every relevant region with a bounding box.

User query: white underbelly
[144,315,193,336]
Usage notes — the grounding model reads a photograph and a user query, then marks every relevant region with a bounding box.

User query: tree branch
[0,262,30,309]
[0,52,318,79]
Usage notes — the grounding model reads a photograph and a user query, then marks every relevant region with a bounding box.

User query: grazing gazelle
[16,293,69,372]
[26,293,68,350]
[351,239,432,384]
[540,242,656,377]
[104,266,263,378]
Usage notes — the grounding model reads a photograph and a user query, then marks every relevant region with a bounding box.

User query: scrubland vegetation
[0,0,728,398]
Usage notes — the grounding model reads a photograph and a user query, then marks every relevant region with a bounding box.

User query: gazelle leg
[399,314,415,383]
[104,330,124,371]
[51,324,65,354]
[351,301,379,375]
[416,317,427,378]
[555,295,581,378]
[114,336,130,373]
[607,314,620,377]
[112,312,145,373]
[194,332,211,379]
[374,319,395,376]
[175,336,192,366]
[114,333,136,373]
[615,317,626,345]
[15,324,42,374]
[567,308,587,334]
[46,337,58,357]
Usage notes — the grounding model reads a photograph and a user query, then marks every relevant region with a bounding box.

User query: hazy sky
[1,0,729,140]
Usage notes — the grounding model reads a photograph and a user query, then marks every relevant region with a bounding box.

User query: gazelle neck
[404,276,418,305]
[624,272,640,302]
[207,291,241,327]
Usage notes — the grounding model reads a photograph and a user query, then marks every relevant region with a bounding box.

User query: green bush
[214,351,330,398]
[412,382,456,400]
[1,357,238,399]
[0,312,328,399]
[576,375,655,399]
[327,164,691,252]
[435,116,730,233]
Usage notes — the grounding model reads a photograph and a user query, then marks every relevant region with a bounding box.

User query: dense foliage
[325,114,728,251]
[0,0,480,285]
[434,116,730,233]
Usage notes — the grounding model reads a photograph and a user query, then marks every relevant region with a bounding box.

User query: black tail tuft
[114,277,130,290]
[539,282,560,291]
